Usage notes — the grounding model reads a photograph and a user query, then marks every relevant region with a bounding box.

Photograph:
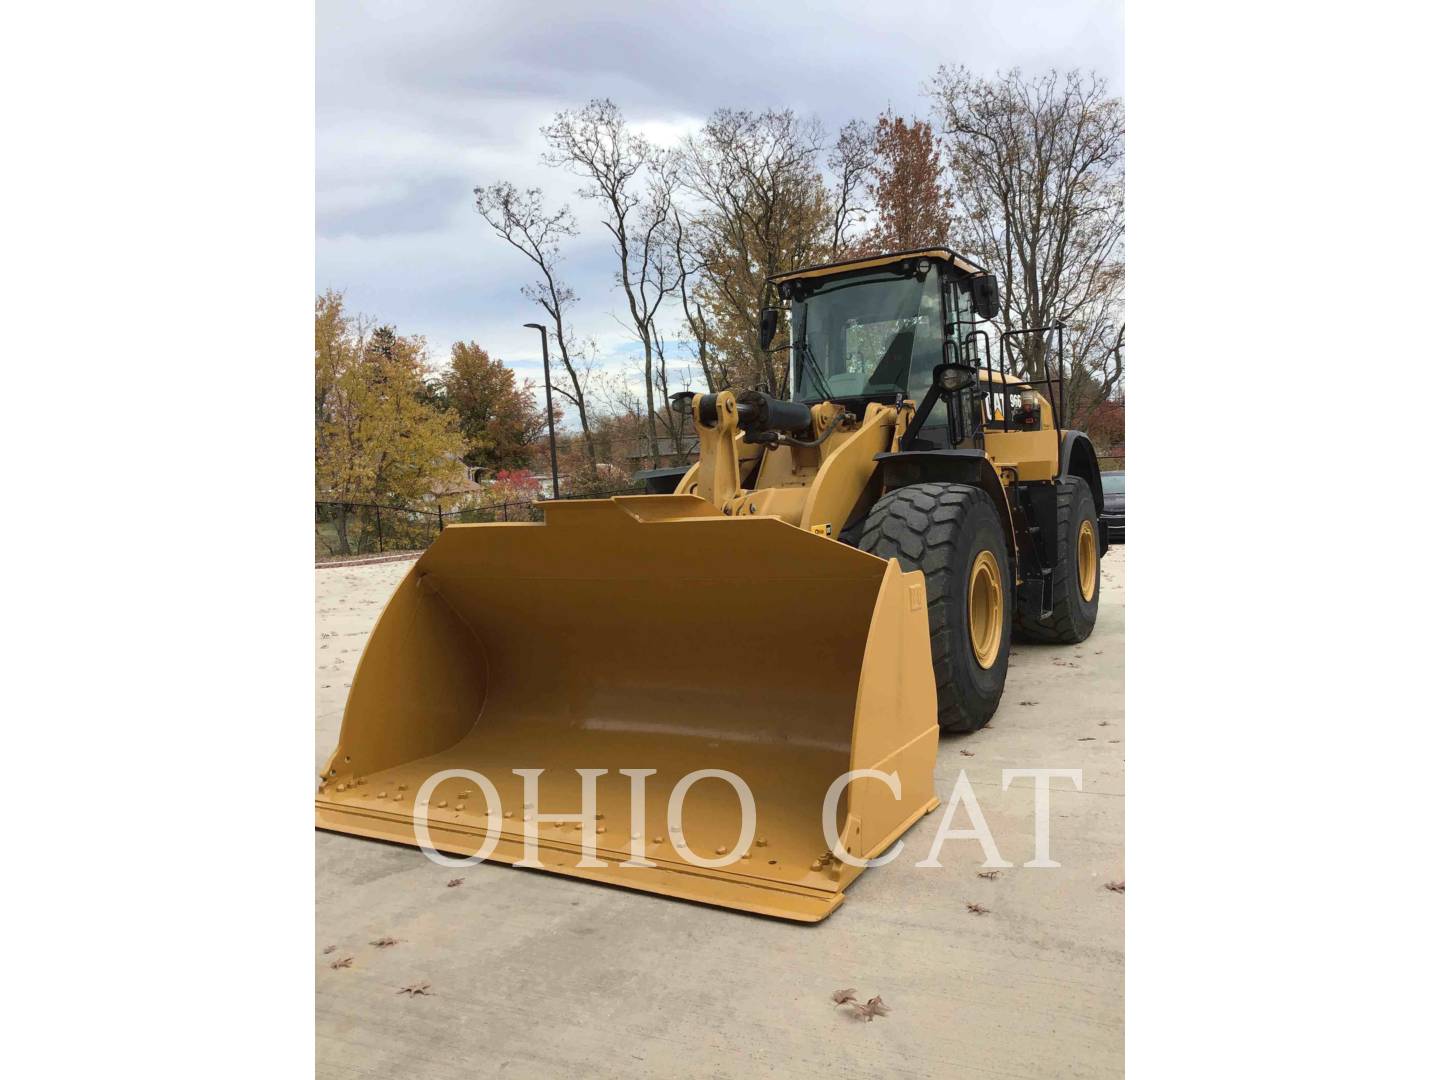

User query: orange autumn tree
[858,112,952,255]
[436,341,552,474]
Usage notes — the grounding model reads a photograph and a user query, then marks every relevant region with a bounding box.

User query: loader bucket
[315,494,939,922]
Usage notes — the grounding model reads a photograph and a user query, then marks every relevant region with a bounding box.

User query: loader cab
[773,248,993,445]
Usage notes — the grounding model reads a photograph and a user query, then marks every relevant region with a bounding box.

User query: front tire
[1015,476,1101,644]
[857,482,1012,733]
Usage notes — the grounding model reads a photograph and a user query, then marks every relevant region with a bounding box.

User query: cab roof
[768,246,990,285]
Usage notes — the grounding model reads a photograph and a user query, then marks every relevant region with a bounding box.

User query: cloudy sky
[317,0,1123,394]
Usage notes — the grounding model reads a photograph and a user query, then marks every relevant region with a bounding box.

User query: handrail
[999,324,1066,471]
[962,329,1000,430]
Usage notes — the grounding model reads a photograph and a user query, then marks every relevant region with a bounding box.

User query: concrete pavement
[316,547,1124,1079]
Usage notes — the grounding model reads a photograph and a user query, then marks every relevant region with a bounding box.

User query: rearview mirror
[758,307,780,350]
[973,274,1001,320]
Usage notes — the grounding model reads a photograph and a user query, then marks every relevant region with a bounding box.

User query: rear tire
[1015,477,1101,644]
[857,482,1012,733]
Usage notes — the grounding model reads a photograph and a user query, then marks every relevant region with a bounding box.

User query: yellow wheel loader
[316,247,1107,922]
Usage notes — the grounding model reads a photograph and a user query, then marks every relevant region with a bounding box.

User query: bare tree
[928,67,1125,423]
[473,181,597,469]
[679,108,833,396]
[648,322,698,463]
[828,119,876,256]
[542,101,683,467]
[1063,319,1124,431]
[667,206,718,391]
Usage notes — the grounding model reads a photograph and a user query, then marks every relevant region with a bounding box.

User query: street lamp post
[523,323,561,499]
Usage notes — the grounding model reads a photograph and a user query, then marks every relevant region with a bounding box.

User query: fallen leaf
[370,936,399,948]
[958,748,975,757]
[446,878,464,888]
[850,1000,877,1021]
[831,987,858,1006]
[865,995,891,1018]
[977,870,1000,880]
[322,945,336,955]
[967,902,990,915]
[1077,736,1096,741]
[330,957,353,969]
[1105,880,1125,893]
[397,981,431,997]
[1019,700,1039,706]
[1098,720,1109,726]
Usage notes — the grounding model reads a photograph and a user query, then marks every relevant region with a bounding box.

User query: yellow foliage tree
[315,292,466,554]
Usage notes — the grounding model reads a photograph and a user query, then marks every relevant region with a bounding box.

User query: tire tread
[857,482,1009,733]
[1014,476,1100,644]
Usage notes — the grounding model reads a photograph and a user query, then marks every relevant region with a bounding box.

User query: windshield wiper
[797,338,836,402]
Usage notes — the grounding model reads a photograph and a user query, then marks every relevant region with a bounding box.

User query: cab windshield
[791,270,944,403]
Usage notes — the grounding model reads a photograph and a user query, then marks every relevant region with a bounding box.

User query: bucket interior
[323,502,892,883]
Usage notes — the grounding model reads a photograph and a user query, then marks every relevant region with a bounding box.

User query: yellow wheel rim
[968,549,1003,670]
[1078,519,1098,602]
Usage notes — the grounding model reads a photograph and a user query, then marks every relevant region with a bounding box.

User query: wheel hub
[1078,519,1098,602]
[968,549,1003,669]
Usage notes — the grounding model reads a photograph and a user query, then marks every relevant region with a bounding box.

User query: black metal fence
[316,454,1125,560]
[316,485,646,560]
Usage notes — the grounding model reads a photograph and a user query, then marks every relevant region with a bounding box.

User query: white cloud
[317,0,1123,390]
[631,114,706,148]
